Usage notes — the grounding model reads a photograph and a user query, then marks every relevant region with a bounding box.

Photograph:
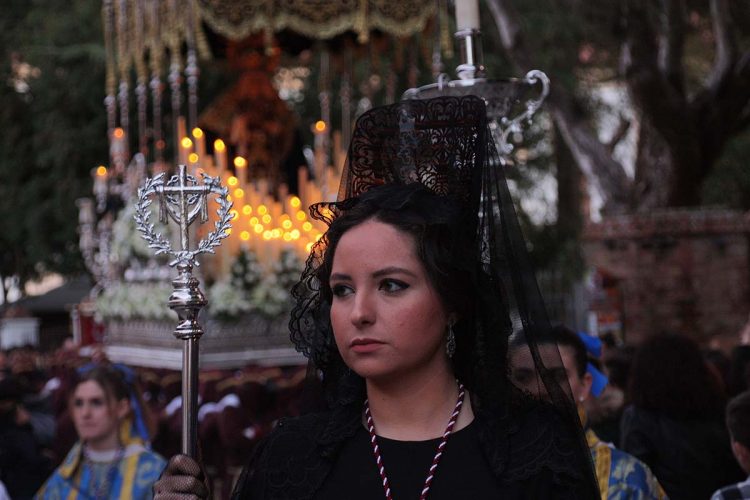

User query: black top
[316,421,502,499]
[232,395,598,500]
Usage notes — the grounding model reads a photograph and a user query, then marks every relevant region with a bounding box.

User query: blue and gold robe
[588,429,667,500]
[35,442,165,500]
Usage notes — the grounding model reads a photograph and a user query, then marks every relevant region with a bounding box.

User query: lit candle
[455,0,480,31]
[179,136,193,167]
[214,139,228,175]
[192,127,206,158]
[234,155,248,186]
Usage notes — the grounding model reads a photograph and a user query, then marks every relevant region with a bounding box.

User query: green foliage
[701,129,750,210]
[0,0,107,295]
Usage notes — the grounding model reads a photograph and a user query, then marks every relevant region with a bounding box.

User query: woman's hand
[153,454,210,500]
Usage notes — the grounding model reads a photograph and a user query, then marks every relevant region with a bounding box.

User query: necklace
[84,445,125,500]
[364,382,465,500]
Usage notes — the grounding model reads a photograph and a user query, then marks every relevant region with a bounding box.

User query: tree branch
[658,0,686,96]
[707,0,737,91]
[605,114,632,154]
[485,0,631,212]
[483,0,532,67]
[550,97,632,212]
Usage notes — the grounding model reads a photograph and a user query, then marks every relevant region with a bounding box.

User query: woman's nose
[350,291,375,327]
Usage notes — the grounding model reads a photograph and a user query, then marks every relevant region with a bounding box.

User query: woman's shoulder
[231,412,338,500]
[477,398,595,496]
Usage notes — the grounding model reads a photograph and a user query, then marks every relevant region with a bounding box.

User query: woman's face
[329,219,451,381]
[72,380,127,449]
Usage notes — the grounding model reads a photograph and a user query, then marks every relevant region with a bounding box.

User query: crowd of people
[1,95,750,500]
[1,320,749,499]
[0,343,311,499]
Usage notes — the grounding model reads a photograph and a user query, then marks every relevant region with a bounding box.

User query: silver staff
[134,164,232,457]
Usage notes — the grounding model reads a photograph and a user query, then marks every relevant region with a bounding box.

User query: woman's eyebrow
[372,267,417,278]
[330,267,417,281]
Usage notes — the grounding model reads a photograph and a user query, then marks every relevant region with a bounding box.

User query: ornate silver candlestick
[403,2,549,159]
[134,164,232,457]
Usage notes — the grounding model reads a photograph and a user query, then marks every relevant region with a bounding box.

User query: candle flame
[113,128,125,139]
[228,176,239,186]
[234,156,247,168]
[240,230,250,241]
[192,127,204,139]
[214,139,226,152]
[96,166,107,177]
[188,153,199,163]
[314,120,326,132]
[242,205,252,215]
[181,137,193,149]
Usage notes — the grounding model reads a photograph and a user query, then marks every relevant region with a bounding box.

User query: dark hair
[312,183,480,389]
[509,324,587,378]
[75,365,130,405]
[628,333,726,420]
[603,345,635,390]
[726,390,750,448]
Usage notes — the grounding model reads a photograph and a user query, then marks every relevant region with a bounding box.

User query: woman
[621,333,743,500]
[156,95,598,499]
[36,365,166,499]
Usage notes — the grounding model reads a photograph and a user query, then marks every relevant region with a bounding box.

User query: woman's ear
[115,398,131,420]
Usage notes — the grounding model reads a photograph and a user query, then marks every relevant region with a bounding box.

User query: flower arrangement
[208,248,304,320]
[95,281,177,322]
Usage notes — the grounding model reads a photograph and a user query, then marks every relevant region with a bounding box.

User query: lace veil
[288,95,598,496]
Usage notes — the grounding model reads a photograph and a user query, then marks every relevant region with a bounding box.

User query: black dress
[232,397,596,500]
[316,421,502,499]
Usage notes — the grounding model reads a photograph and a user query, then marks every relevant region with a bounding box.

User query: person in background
[35,364,165,499]
[711,390,750,499]
[622,333,744,500]
[509,325,666,499]
[0,376,53,499]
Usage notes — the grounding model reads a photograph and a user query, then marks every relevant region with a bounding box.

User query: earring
[446,324,456,358]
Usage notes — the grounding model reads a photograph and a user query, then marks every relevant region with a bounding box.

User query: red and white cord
[364,381,465,500]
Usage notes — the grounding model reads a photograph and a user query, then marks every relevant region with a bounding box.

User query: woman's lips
[350,338,385,353]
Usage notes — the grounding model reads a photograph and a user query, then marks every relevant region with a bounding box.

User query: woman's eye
[331,284,353,297]
[379,279,408,293]
[73,399,84,408]
[90,398,105,407]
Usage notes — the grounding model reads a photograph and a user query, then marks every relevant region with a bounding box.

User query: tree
[485,0,750,213]
[0,0,107,303]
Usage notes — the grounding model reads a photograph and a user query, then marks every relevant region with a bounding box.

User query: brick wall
[583,209,750,348]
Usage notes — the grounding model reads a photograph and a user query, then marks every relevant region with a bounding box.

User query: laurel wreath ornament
[134,171,233,268]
